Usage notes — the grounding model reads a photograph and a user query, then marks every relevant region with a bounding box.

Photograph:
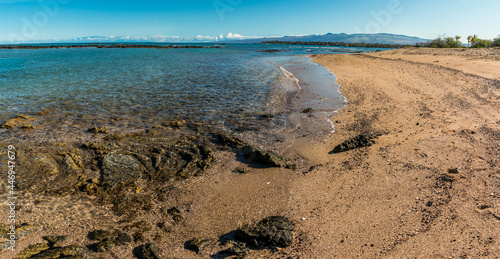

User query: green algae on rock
[14,243,50,259]
[2,114,35,129]
[27,245,98,259]
[42,236,68,248]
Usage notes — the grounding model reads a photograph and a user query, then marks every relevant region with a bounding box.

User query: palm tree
[470,34,478,48]
[467,35,472,47]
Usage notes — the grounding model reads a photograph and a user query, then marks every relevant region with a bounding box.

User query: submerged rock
[2,114,34,129]
[31,154,60,176]
[332,133,381,153]
[87,127,109,133]
[217,133,247,148]
[101,153,143,186]
[135,243,161,259]
[234,216,294,248]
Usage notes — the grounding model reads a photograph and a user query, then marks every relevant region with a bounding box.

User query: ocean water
[0,44,385,146]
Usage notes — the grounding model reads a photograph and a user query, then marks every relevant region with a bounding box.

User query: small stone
[223,241,249,255]
[88,230,112,241]
[135,243,161,259]
[302,108,313,113]
[234,216,294,248]
[167,207,183,222]
[96,239,116,252]
[242,146,288,168]
[42,236,68,247]
[88,127,109,133]
[332,133,382,153]
[115,233,132,244]
[187,238,212,254]
[233,167,249,174]
[166,120,185,128]
[21,124,36,129]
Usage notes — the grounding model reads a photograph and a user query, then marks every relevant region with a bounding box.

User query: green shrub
[493,36,500,47]
[426,35,462,48]
[472,39,493,48]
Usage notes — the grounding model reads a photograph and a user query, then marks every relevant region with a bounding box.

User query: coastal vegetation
[424,34,497,48]
[265,34,500,49]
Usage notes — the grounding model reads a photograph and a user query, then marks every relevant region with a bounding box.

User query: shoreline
[288,48,500,257]
[1,48,499,258]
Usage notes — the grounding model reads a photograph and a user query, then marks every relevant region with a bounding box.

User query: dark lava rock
[115,232,132,244]
[88,127,109,133]
[242,146,288,168]
[332,133,381,153]
[234,216,294,248]
[217,133,247,148]
[262,49,282,53]
[135,243,161,259]
[233,167,249,174]
[0,222,33,240]
[167,207,183,223]
[101,153,143,186]
[302,108,314,113]
[42,236,68,247]
[223,241,249,255]
[96,239,116,252]
[29,245,98,259]
[88,230,112,241]
[186,238,212,254]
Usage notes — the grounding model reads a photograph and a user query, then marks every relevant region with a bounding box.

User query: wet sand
[1,48,499,258]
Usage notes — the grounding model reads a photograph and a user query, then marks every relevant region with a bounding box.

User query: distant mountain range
[5,33,430,45]
[222,33,431,45]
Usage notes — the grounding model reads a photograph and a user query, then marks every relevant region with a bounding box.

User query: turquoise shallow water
[0,43,385,140]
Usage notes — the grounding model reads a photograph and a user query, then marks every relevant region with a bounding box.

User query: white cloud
[0,33,263,43]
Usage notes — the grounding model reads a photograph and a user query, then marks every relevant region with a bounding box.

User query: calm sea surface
[0,44,385,144]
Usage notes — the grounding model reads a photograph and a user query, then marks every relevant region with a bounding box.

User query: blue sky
[1,0,499,43]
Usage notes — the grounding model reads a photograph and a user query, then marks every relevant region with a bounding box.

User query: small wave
[265,62,302,111]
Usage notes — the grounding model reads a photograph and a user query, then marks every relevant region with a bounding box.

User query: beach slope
[287,48,500,258]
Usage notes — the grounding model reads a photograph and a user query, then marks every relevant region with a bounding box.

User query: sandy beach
[288,48,500,258]
[1,48,499,258]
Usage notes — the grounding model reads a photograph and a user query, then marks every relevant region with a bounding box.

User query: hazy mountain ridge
[3,33,430,45]
[224,33,431,45]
